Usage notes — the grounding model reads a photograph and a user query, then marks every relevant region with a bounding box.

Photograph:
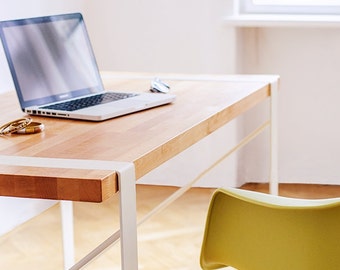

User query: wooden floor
[1,183,340,270]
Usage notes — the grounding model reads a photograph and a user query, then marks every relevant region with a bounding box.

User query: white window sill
[224,14,340,28]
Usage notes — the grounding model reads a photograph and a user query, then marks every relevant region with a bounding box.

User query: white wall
[236,27,340,185]
[82,0,234,74]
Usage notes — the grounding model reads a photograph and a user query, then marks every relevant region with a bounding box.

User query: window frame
[240,0,340,15]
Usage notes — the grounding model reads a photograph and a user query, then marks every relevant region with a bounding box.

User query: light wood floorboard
[1,183,340,269]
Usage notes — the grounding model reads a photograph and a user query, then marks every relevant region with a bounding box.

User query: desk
[0,72,279,269]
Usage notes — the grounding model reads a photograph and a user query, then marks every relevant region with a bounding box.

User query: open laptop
[0,13,175,121]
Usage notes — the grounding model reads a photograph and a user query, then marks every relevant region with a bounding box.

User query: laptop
[0,13,176,121]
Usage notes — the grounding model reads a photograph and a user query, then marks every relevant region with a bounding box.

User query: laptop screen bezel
[0,13,105,110]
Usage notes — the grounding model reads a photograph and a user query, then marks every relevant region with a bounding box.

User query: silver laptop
[0,13,175,121]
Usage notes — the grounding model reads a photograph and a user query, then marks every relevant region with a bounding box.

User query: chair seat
[200,187,340,270]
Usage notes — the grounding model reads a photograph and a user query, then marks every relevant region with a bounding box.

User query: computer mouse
[150,78,170,93]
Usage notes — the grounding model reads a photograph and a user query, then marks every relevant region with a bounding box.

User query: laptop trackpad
[79,99,146,114]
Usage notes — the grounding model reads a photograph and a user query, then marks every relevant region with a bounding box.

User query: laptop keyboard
[42,92,139,111]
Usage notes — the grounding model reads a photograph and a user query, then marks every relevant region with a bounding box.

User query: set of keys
[0,117,44,135]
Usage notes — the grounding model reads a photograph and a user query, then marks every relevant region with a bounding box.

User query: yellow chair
[200,187,340,270]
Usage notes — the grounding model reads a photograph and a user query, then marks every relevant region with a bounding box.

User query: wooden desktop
[0,72,279,269]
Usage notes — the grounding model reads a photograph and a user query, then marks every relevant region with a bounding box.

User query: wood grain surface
[0,72,276,202]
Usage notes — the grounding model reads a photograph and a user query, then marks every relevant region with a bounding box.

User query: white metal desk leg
[117,163,138,270]
[60,200,75,270]
[270,79,279,195]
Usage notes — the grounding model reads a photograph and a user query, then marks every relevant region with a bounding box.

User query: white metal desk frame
[0,76,279,269]
[0,156,138,270]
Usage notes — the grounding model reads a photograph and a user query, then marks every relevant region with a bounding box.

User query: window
[240,0,340,15]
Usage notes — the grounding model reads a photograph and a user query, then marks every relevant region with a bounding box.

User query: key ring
[0,117,44,135]
[16,121,45,134]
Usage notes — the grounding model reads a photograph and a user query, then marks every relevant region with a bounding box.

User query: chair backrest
[200,187,340,270]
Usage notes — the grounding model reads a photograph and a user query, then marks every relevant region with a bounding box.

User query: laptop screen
[0,13,104,109]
